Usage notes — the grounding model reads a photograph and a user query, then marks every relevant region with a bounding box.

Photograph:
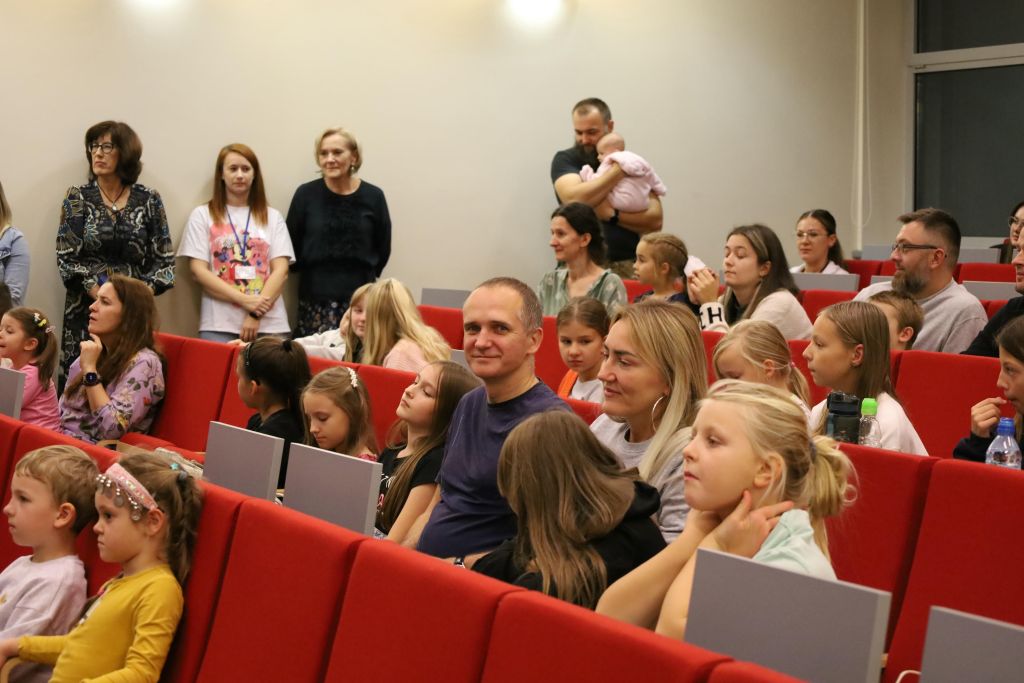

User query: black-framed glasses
[88,142,115,155]
[891,242,940,255]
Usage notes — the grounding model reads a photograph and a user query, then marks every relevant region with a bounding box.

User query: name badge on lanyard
[227,208,255,280]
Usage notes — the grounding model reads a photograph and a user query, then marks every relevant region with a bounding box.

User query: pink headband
[96,463,157,521]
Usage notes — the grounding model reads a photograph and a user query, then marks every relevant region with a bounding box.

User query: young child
[555,297,609,403]
[867,290,924,351]
[377,361,480,541]
[712,320,811,416]
[237,338,311,488]
[596,380,854,638]
[294,282,372,362]
[361,279,451,372]
[302,366,378,461]
[579,132,667,213]
[0,308,60,430]
[0,451,203,681]
[0,446,96,683]
[803,301,927,454]
[632,233,700,315]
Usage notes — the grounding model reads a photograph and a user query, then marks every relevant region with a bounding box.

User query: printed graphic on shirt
[209,222,269,295]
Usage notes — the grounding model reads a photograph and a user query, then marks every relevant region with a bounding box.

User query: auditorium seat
[985,299,1008,320]
[0,415,23,502]
[480,591,730,682]
[309,354,342,376]
[800,289,856,322]
[419,304,465,350]
[884,460,1024,682]
[842,260,883,290]
[535,315,565,391]
[895,351,1002,457]
[829,444,936,644]
[566,397,602,424]
[622,278,649,302]
[957,262,1015,283]
[152,337,234,450]
[702,330,724,383]
[708,661,807,682]
[195,499,367,683]
[325,540,520,683]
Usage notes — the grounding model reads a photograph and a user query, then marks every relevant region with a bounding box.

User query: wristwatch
[609,208,620,226]
[453,556,467,569]
[83,371,102,387]
[248,312,261,319]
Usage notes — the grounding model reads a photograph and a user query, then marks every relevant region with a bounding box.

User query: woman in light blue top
[0,180,30,306]
[537,202,626,317]
[596,380,854,638]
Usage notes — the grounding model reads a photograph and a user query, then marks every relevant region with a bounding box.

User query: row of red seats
[843,259,1015,290]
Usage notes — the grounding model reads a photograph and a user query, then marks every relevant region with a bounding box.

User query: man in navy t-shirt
[411,277,568,560]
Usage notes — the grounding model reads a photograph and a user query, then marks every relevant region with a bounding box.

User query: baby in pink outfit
[579,133,667,213]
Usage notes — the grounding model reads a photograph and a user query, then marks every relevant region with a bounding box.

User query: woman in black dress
[56,121,174,379]
[286,127,391,337]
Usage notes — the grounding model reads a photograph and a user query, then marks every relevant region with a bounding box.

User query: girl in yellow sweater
[0,451,202,682]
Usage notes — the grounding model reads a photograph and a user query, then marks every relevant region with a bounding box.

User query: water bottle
[858,397,882,448]
[985,417,1022,469]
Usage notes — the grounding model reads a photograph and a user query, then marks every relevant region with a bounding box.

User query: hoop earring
[650,395,666,431]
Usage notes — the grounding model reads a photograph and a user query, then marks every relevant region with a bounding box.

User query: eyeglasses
[795,231,825,240]
[891,242,940,255]
[1009,216,1024,229]
[88,142,115,155]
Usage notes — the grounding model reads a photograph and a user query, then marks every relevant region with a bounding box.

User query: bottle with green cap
[858,397,882,448]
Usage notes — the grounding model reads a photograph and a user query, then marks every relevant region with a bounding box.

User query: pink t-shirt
[17,363,60,431]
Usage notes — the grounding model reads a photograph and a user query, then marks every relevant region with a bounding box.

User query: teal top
[752,509,836,580]
[537,268,627,317]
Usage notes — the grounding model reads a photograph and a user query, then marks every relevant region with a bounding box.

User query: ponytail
[805,435,856,559]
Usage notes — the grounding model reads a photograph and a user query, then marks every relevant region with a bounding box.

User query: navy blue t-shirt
[417,381,569,558]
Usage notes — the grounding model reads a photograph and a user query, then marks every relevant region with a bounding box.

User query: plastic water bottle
[858,398,882,448]
[985,417,1022,469]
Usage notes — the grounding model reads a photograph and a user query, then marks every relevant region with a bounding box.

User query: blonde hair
[362,279,451,367]
[315,127,362,173]
[15,446,98,533]
[342,283,373,363]
[705,380,855,557]
[713,320,810,405]
[499,411,638,608]
[302,367,378,456]
[639,232,689,281]
[612,300,707,483]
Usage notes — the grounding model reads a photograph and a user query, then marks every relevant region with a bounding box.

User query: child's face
[0,315,32,361]
[871,302,908,351]
[633,241,661,286]
[4,474,62,549]
[93,492,148,565]
[304,391,353,453]
[349,301,367,339]
[558,320,604,380]
[682,400,763,516]
[714,343,766,384]
[397,364,440,431]
[803,315,861,394]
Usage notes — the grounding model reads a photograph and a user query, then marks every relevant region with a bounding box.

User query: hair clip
[346,366,359,389]
[32,312,48,329]
[170,461,189,482]
[96,464,157,522]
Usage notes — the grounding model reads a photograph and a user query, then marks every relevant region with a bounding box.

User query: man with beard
[963,230,1024,356]
[855,208,986,353]
[550,98,663,278]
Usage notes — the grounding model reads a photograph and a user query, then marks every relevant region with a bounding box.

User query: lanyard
[226,208,252,260]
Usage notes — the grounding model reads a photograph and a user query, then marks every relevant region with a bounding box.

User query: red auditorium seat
[622,278,650,302]
[884,460,1024,682]
[957,262,1015,283]
[162,483,247,683]
[879,261,895,276]
[418,304,465,350]
[325,540,521,683]
[155,332,187,372]
[309,354,342,376]
[152,337,234,450]
[702,330,724,383]
[708,661,806,682]
[829,444,936,644]
[195,499,367,683]
[350,363,416,448]
[480,591,730,682]
[535,315,565,391]
[566,397,602,424]
[800,289,856,322]
[894,351,1003,458]
[985,299,1007,319]
[0,414,23,498]
[843,260,883,290]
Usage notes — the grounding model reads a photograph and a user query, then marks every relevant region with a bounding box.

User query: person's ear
[144,508,167,538]
[758,261,771,279]
[23,337,39,354]
[850,343,865,368]
[761,359,777,380]
[525,326,543,357]
[658,261,671,279]
[827,234,837,249]
[898,326,914,345]
[579,232,592,248]
[753,453,783,489]
[53,502,75,531]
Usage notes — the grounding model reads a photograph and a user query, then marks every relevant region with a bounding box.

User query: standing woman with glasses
[0,180,31,306]
[177,144,295,342]
[286,128,392,337]
[56,121,174,380]
[790,209,848,274]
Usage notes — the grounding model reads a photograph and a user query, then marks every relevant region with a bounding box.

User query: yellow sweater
[18,564,183,683]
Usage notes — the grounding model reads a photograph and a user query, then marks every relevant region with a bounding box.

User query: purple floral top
[59,349,165,444]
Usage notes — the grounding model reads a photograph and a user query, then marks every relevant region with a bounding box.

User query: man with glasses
[964,223,1024,357]
[854,208,986,353]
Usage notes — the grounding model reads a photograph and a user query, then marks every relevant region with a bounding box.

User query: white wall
[1,0,906,336]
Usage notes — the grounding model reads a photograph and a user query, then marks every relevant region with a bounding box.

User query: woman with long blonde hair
[361,278,450,372]
[591,299,708,541]
[471,411,666,608]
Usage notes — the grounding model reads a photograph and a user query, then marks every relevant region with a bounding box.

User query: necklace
[98,183,128,212]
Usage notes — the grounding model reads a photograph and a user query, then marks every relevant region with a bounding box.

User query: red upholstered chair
[325,540,521,683]
[829,444,936,644]
[879,260,896,276]
[884,460,1024,682]
[622,278,650,302]
[0,414,23,495]
[309,354,342,376]
[566,397,602,424]
[418,304,465,350]
[480,591,730,683]
[985,299,1008,319]
[843,260,883,290]
[154,332,187,375]
[894,351,1003,458]
[800,289,856,322]
[162,483,247,683]
[195,499,367,683]
[535,315,565,391]
[957,262,1015,283]
[702,330,725,383]
[351,364,415,448]
[152,337,234,450]
[708,661,807,682]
